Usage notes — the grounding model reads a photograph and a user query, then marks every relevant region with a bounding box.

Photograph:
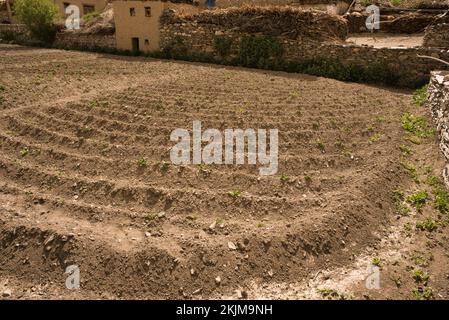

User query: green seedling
[407,191,428,212]
[227,190,241,198]
[416,217,437,232]
[137,157,147,168]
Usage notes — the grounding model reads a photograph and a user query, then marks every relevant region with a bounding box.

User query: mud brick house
[113,0,199,52]
[52,0,109,17]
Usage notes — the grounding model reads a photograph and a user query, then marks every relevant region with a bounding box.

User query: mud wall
[428,71,449,187]
[424,23,449,48]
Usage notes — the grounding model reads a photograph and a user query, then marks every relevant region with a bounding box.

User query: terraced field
[0,44,421,299]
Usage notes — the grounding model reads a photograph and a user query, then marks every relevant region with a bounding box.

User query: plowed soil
[0,44,446,300]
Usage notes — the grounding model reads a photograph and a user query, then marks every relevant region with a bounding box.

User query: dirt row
[0,44,445,299]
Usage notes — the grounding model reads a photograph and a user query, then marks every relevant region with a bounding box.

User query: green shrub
[214,36,232,57]
[363,64,400,86]
[284,58,400,86]
[238,35,284,69]
[0,30,18,42]
[82,11,100,22]
[162,36,189,59]
[14,0,58,43]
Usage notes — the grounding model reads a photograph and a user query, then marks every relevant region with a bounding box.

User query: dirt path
[347,33,424,48]
[0,44,447,300]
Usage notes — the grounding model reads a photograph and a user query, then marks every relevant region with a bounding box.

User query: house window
[130,8,136,16]
[83,4,95,14]
[144,39,149,46]
[145,7,151,17]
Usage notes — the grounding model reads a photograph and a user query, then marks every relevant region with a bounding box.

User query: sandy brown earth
[0,44,448,300]
[346,33,424,48]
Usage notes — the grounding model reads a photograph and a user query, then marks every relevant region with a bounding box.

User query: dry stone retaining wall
[0,23,28,41]
[0,24,116,51]
[53,32,116,51]
[424,23,449,48]
[160,14,449,87]
[428,71,449,187]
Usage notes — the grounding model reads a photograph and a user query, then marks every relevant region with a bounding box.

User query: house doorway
[132,37,140,53]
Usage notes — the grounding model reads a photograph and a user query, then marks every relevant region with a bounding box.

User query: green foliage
[162,36,188,59]
[391,0,403,6]
[392,189,405,203]
[401,113,434,138]
[412,254,429,267]
[413,85,428,106]
[424,175,449,213]
[411,287,433,300]
[20,148,29,157]
[400,161,419,182]
[369,133,383,143]
[317,288,341,299]
[427,175,441,188]
[14,0,58,42]
[227,190,241,198]
[316,141,325,152]
[82,11,100,22]
[285,58,400,86]
[286,58,362,82]
[407,191,428,212]
[160,161,170,173]
[0,30,18,42]
[392,189,411,216]
[399,144,412,156]
[137,157,147,168]
[372,257,382,267]
[238,35,284,69]
[416,217,437,232]
[434,188,449,213]
[280,173,290,182]
[214,36,232,57]
[412,269,429,282]
[145,211,165,222]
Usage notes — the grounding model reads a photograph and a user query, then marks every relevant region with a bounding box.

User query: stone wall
[160,15,449,87]
[424,23,449,48]
[345,12,449,34]
[53,31,116,51]
[428,71,449,187]
[283,43,449,87]
[0,23,28,41]
[161,7,349,42]
[0,24,116,51]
